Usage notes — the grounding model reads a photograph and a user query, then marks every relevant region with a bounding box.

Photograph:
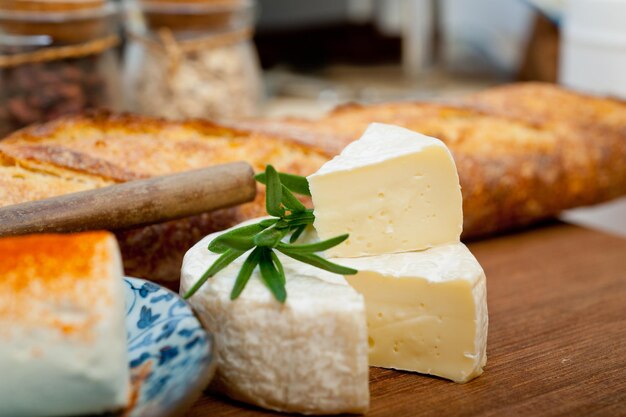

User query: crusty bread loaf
[462,82,626,131]
[3,84,625,282]
[228,85,626,239]
[0,153,109,206]
[0,111,330,283]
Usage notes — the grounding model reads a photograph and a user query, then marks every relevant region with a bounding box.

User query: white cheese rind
[335,243,488,383]
[0,234,129,417]
[180,224,369,415]
[308,123,463,258]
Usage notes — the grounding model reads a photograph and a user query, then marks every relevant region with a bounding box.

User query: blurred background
[254,0,543,116]
[0,0,624,233]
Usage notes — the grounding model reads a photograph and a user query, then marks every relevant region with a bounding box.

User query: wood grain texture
[186,222,626,417]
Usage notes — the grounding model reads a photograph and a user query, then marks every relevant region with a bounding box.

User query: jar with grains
[124,0,262,120]
[0,0,122,138]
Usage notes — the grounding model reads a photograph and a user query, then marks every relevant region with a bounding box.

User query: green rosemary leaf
[265,165,284,217]
[284,209,314,221]
[278,234,349,254]
[189,167,358,303]
[208,223,266,253]
[289,224,307,243]
[230,247,262,300]
[284,218,315,227]
[255,171,311,196]
[276,249,357,275]
[281,185,306,213]
[270,250,286,285]
[259,249,287,303]
[253,227,286,247]
[214,235,255,251]
[283,210,315,227]
[274,219,290,229]
[184,249,245,299]
[259,218,279,228]
[284,208,314,219]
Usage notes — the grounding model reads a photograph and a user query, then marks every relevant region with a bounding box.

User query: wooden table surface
[187,222,626,417]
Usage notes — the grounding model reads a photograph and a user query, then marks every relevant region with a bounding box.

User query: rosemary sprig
[183,165,357,302]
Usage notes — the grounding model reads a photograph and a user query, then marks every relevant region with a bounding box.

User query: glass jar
[0,0,122,138]
[124,0,262,120]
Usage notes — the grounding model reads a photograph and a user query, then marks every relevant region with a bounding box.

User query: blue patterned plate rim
[121,277,215,417]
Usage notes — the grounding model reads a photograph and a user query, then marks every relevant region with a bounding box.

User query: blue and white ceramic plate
[123,277,215,417]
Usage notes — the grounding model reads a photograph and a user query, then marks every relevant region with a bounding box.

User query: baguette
[0,153,111,206]
[3,84,625,280]
[0,111,330,283]
[462,82,626,131]
[228,87,626,239]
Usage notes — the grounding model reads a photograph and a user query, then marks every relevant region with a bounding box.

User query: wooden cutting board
[187,221,626,416]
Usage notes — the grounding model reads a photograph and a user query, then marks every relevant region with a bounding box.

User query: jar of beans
[124,0,262,120]
[0,0,122,138]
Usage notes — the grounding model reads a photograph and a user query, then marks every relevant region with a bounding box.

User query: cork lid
[0,0,117,44]
[138,0,253,33]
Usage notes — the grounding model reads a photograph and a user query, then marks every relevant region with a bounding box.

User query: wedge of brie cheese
[181,226,369,415]
[335,243,487,383]
[0,232,129,417]
[308,123,463,258]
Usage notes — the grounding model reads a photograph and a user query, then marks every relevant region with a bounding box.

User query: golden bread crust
[0,111,330,282]
[1,111,330,181]
[229,91,626,239]
[0,154,111,207]
[462,82,626,130]
[2,84,625,281]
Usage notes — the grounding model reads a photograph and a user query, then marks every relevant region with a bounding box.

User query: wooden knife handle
[0,162,257,237]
